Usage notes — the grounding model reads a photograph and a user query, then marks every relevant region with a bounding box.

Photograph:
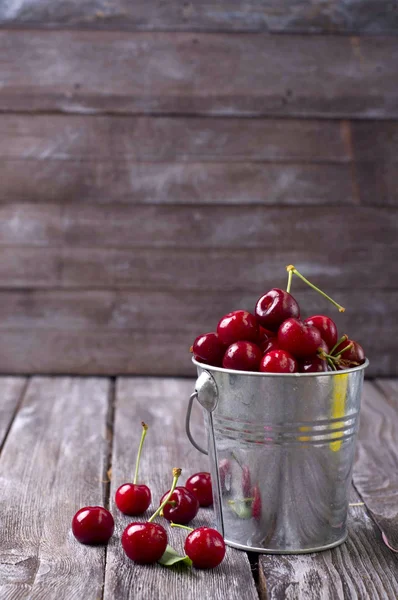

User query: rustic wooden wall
[0,2,397,376]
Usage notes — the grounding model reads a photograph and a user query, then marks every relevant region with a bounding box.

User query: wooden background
[0,1,397,377]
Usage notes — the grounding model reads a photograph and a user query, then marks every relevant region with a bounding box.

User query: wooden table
[0,377,397,599]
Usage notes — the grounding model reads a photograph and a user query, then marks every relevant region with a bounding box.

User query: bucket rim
[192,356,369,378]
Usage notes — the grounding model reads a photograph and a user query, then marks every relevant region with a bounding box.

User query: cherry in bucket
[217,310,259,346]
[72,506,114,545]
[255,288,300,331]
[171,523,226,569]
[115,422,151,515]
[122,468,181,564]
[191,332,226,367]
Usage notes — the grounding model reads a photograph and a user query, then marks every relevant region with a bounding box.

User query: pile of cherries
[192,265,365,374]
[72,423,224,569]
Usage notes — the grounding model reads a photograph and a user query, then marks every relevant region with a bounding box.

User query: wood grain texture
[0,377,27,450]
[0,31,396,117]
[258,489,398,600]
[0,204,396,249]
[353,380,398,552]
[0,377,110,600]
[0,0,396,33]
[104,377,259,600]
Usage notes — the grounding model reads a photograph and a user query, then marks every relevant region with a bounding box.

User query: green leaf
[229,501,252,519]
[158,545,193,567]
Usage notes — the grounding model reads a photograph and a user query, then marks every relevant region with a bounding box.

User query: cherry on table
[122,522,167,564]
[222,341,262,371]
[160,486,199,524]
[185,472,213,507]
[304,315,338,350]
[191,332,225,367]
[219,458,231,493]
[184,527,226,569]
[72,506,114,545]
[115,422,151,516]
[255,288,300,331]
[260,349,298,373]
[217,310,259,346]
[277,318,322,359]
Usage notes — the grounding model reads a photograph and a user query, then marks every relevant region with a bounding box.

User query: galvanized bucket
[186,357,368,554]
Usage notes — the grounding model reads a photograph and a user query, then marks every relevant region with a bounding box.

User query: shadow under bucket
[187,357,369,554]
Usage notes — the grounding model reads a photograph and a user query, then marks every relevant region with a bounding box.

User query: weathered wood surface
[0,204,396,248]
[0,377,111,600]
[353,380,398,552]
[0,32,397,118]
[0,289,394,377]
[104,377,259,600]
[0,377,27,449]
[0,0,396,33]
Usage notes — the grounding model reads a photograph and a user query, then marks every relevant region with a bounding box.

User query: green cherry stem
[327,357,337,371]
[133,422,148,485]
[333,343,353,357]
[286,265,345,313]
[286,268,293,294]
[170,523,194,532]
[148,468,182,523]
[330,335,348,356]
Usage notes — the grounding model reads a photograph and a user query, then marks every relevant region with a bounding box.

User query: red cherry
[278,318,322,359]
[160,486,199,524]
[252,485,261,521]
[72,506,114,545]
[186,472,213,507]
[258,326,275,343]
[222,341,262,371]
[122,522,167,564]
[184,527,226,569]
[217,310,259,346]
[304,315,338,349]
[260,349,298,373]
[299,339,329,373]
[242,466,252,498]
[115,484,151,516]
[219,458,231,493]
[192,332,226,366]
[334,339,365,365]
[255,288,300,331]
[260,337,279,354]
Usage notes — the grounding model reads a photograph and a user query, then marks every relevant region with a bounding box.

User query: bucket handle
[186,391,208,455]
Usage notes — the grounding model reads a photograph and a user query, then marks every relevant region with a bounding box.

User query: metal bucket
[186,357,368,554]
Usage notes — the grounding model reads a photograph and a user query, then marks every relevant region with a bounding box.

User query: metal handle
[186,391,208,455]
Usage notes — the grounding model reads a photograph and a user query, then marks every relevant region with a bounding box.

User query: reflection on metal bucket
[186,358,368,554]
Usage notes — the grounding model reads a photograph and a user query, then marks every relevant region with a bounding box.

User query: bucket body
[189,358,368,554]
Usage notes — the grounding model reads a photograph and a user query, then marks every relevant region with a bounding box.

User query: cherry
[219,458,231,493]
[122,467,181,564]
[255,288,300,331]
[72,506,114,545]
[299,339,329,373]
[222,341,262,371]
[260,349,298,373]
[185,472,213,507]
[191,332,225,366]
[258,326,275,343]
[278,318,322,359]
[304,315,338,350]
[333,339,365,366]
[217,310,259,346]
[160,486,199,524]
[115,422,151,516]
[252,485,261,521]
[172,524,226,569]
[122,522,167,564]
[260,337,279,354]
[242,466,252,498]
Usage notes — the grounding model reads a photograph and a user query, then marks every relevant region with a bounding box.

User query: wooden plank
[353,380,398,552]
[0,115,350,163]
[104,377,259,600]
[0,377,27,450]
[0,246,396,292]
[0,377,111,600]
[0,204,396,249]
[0,160,356,206]
[258,488,398,600]
[0,0,396,34]
[0,32,396,118]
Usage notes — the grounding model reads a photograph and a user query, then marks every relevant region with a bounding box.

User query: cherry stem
[227,498,254,504]
[286,265,345,313]
[148,468,182,523]
[286,269,293,294]
[327,357,337,371]
[170,523,194,532]
[333,343,353,356]
[330,335,348,356]
[133,422,149,485]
